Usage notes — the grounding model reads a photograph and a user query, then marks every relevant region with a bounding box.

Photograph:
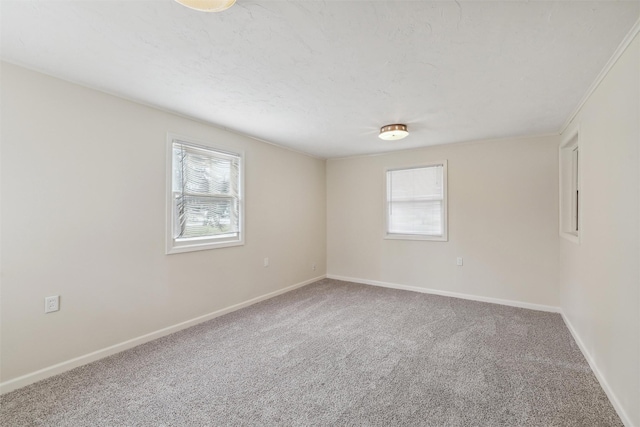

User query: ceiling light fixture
[175,0,236,12]
[379,124,409,141]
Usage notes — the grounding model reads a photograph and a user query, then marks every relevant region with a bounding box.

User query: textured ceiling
[1,1,638,158]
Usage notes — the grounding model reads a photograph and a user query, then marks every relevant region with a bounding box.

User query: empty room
[1,1,639,426]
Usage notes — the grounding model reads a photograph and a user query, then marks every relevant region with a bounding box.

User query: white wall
[0,62,327,384]
[559,33,639,426]
[327,135,560,308]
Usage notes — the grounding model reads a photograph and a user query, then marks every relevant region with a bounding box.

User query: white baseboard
[561,312,633,427]
[0,275,325,395]
[326,274,561,313]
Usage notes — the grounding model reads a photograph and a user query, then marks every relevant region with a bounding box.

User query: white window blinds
[172,141,241,243]
[386,164,446,238]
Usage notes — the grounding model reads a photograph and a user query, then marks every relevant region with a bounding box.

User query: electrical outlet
[264,257,269,267]
[456,257,463,266]
[312,263,317,271]
[45,295,60,313]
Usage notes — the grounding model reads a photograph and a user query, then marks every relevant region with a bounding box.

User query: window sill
[166,238,244,255]
[384,233,448,242]
[559,231,580,244]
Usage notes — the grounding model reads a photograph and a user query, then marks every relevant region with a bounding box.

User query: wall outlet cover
[45,295,60,313]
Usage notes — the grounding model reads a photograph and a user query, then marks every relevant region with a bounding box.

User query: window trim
[559,127,581,244]
[384,160,448,242]
[165,133,245,255]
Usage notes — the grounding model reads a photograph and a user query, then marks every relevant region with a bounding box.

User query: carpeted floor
[0,279,622,426]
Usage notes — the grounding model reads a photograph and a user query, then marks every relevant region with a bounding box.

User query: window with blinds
[385,162,448,241]
[166,135,244,254]
[559,131,580,243]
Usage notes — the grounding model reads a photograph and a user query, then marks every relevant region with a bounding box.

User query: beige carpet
[0,278,622,426]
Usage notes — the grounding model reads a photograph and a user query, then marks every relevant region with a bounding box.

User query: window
[559,130,580,243]
[166,134,244,254]
[385,161,448,241]
[571,146,579,233]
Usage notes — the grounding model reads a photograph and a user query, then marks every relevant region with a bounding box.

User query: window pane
[175,195,239,239]
[173,144,239,197]
[388,200,443,235]
[390,166,442,201]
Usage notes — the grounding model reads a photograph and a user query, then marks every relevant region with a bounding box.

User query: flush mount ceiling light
[175,0,236,12]
[379,124,409,141]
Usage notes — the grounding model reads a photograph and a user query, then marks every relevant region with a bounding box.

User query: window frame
[559,127,581,244]
[384,160,448,242]
[165,133,245,255]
